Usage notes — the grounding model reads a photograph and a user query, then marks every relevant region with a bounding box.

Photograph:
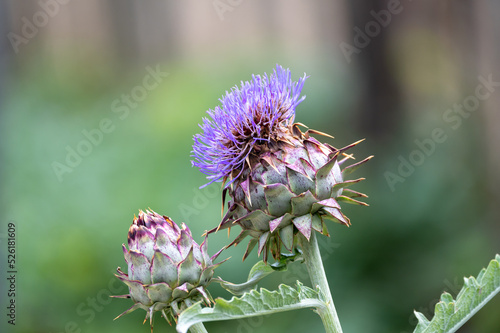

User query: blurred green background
[1,1,499,332]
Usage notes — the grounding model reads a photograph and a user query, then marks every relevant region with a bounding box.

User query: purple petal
[192,65,308,187]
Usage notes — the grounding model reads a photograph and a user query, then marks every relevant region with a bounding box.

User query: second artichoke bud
[114,210,224,328]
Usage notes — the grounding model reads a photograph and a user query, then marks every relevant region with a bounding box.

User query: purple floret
[192,64,307,187]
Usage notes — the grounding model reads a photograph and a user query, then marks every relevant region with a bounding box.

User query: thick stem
[299,232,343,333]
[188,322,209,333]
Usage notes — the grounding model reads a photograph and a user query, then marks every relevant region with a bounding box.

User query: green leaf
[217,260,274,296]
[217,249,303,296]
[176,282,327,333]
[413,254,500,333]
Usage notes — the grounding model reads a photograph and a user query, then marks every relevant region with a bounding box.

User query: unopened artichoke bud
[192,65,372,262]
[113,210,225,328]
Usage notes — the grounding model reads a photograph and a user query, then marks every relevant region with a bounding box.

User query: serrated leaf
[413,254,500,333]
[176,282,327,333]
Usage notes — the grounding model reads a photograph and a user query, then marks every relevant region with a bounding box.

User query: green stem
[299,232,343,333]
[183,299,209,333]
[188,322,209,333]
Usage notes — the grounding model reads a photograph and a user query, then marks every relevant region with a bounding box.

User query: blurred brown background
[1,1,499,332]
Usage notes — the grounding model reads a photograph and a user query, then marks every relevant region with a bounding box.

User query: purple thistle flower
[192,64,307,187]
[193,65,371,262]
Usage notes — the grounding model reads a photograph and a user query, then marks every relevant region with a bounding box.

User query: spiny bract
[192,65,372,262]
[113,210,224,329]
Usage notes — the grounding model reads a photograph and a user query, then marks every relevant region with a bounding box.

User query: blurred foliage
[1,37,499,333]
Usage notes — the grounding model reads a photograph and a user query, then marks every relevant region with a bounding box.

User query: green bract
[114,210,224,328]
[211,125,372,262]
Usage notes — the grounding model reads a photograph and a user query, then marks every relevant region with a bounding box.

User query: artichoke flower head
[192,65,372,262]
[114,210,225,329]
